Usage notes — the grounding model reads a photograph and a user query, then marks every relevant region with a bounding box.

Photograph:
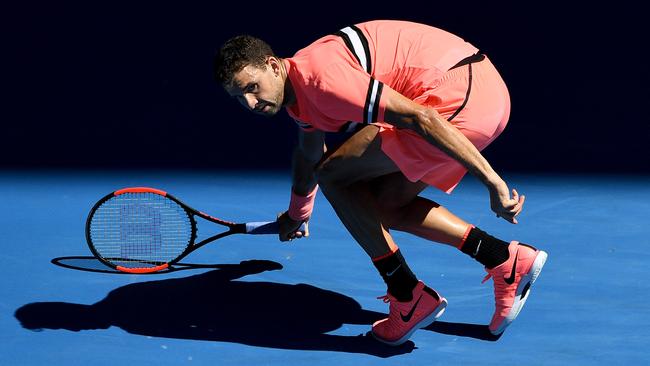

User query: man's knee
[371,176,428,227]
[315,155,345,189]
[316,125,384,187]
[372,174,426,207]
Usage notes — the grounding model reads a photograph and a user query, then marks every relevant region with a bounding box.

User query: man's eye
[247,84,258,92]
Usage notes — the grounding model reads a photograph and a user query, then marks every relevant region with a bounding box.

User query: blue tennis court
[2,171,649,365]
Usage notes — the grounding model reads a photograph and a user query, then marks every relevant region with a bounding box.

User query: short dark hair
[214,35,276,86]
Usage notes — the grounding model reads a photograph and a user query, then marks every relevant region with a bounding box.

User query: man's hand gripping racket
[277,211,309,242]
[85,187,305,274]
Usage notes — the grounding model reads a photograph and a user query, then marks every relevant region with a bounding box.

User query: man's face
[225,59,285,117]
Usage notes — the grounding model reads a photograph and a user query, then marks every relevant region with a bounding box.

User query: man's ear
[268,56,281,76]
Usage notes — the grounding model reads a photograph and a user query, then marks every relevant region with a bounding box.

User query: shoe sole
[371,298,448,346]
[490,250,548,335]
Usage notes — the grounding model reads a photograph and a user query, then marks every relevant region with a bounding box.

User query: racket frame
[85,187,249,274]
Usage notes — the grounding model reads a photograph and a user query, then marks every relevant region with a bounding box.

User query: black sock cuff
[373,249,418,301]
[461,227,510,268]
[374,249,404,274]
[461,227,488,256]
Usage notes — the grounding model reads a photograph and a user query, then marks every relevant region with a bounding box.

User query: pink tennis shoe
[371,281,447,345]
[482,241,547,335]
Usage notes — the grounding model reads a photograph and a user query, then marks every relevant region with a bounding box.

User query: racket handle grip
[245,221,307,235]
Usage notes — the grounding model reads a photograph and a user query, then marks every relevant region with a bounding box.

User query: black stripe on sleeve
[363,77,375,124]
[371,81,384,123]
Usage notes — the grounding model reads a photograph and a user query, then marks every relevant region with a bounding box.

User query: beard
[253,103,279,116]
[254,90,284,117]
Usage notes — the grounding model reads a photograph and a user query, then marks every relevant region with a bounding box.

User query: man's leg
[316,125,401,258]
[319,127,546,338]
[317,126,418,301]
[316,125,447,346]
[370,54,547,335]
[369,173,469,246]
[370,172,547,336]
[371,173,511,268]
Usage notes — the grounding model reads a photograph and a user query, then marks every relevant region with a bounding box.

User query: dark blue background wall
[3,1,648,173]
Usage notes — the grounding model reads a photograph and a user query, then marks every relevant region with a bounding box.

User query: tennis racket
[85,187,303,274]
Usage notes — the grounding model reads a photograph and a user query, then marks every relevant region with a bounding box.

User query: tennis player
[214,20,547,345]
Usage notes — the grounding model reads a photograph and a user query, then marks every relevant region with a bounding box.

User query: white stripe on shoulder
[340,27,368,72]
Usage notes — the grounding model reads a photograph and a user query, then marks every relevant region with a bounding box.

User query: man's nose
[244,94,257,110]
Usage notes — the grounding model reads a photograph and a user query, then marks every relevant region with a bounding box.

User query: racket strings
[89,192,193,268]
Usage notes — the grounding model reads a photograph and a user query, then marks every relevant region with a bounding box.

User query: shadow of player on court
[15,259,499,356]
[15,260,414,357]
[424,321,500,341]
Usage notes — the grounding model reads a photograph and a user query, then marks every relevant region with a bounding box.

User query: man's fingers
[498,214,516,224]
[505,194,525,224]
[508,195,525,217]
[288,222,309,241]
[503,212,517,224]
[495,208,518,224]
[495,193,523,224]
[514,195,526,215]
[503,189,524,210]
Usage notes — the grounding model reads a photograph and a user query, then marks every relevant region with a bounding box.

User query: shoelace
[377,294,414,315]
[482,270,511,307]
[375,294,408,332]
[377,294,394,303]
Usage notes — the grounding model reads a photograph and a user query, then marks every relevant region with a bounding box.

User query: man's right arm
[277,128,325,241]
[292,128,325,195]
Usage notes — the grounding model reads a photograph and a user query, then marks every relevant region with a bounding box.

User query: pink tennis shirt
[284,20,504,192]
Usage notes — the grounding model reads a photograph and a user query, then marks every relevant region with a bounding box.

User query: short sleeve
[313,63,388,125]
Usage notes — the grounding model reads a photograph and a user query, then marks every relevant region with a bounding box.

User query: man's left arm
[381,87,525,223]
